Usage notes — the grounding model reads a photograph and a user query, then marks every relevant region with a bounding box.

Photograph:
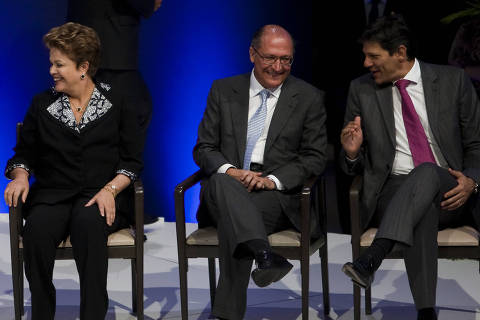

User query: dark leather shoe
[342,261,374,289]
[251,250,293,287]
[417,308,437,320]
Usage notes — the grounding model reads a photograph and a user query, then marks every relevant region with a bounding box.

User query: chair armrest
[175,170,204,194]
[174,170,204,248]
[9,200,23,233]
[299,175,322,249]
[133,179,144,247]
[349,175,363,258]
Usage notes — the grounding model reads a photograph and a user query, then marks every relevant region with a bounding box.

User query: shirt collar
[249,69,282,99]
[393,58,421,86]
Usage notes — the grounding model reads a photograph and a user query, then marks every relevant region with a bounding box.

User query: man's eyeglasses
[252,47,294,66]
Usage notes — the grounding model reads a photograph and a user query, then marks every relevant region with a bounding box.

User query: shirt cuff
[5,163,30,180]
[267,174,284,190]
[116,169,137,181]
[217,163,236,174]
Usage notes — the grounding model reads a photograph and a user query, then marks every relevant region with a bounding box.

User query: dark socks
[245,239,270,253]
[357,238,395,273]
[417,307,437,320]
[234,239,270,259]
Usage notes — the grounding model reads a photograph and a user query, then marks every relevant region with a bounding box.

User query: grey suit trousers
[372,162,476,309]
[202,173,293,320]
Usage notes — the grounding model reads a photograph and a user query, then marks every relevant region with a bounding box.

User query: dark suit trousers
[371,163,476,309]
[202,174,293,320]
[23,196,125,320]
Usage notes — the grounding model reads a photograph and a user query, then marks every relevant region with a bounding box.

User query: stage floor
[0,215,478,319]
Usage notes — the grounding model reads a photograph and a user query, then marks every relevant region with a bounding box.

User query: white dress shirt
[217,70,284,189]
[391,59,448,175]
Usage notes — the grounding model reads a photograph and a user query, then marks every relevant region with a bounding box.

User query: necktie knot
[395,79,410,91]
[260,89,270,102]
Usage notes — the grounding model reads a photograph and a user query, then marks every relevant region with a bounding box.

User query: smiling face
[249,31,294,89]
[362,41,405,85]
[49,47,88,94]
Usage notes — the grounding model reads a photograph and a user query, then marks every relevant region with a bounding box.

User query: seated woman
[3,22,143,320]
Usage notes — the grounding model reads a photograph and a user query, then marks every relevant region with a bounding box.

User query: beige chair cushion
[360,226,479,247]
[20,228,134,248]
[268,229,301,247]
[186,227,301,247]
[186,226,218,245]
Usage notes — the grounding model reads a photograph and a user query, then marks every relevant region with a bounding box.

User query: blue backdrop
[0,1,314,222]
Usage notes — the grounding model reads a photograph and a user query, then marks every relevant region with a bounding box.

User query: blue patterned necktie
[243,89,270,170]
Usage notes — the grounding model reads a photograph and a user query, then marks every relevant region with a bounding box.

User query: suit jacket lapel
[375,84,396,147]
[230,74,250,165]
[420,62,440,147]
[265,77,297,154]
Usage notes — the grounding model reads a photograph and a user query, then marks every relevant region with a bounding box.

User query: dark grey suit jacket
[194,73,327,237]
[67,0,155,70]
[341,62,480,229]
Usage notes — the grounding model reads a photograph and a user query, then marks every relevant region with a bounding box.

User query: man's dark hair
[360,14,416,60]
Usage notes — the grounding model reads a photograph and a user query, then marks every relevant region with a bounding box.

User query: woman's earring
[80,74,85,80]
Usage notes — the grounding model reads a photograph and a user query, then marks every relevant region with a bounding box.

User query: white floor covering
[0,215,478,319]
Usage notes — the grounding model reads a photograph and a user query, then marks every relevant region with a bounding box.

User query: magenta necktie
[395,79,436,167]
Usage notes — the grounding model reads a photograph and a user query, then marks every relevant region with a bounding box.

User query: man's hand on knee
[441,168,476,210]
[246,176,276,192]
[226,168,261,185]
[226,168,275,191]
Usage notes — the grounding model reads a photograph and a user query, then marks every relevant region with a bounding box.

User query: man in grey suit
[193,25,327,320]
[341,15,480,320]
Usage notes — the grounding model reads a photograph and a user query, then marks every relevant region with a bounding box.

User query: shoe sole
[251,262,293,288]
[342,263,369,289]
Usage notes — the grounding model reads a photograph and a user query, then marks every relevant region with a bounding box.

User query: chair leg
[179,256,189,320]
[20,253,24,317]
[320,242,330,315]
[131,259,137,314]
[207,258,216,309]
[354,285,361,320]
[301,255,309,320]
[136,254,144,320]
[365,287,372,315]
[11,245,21,320]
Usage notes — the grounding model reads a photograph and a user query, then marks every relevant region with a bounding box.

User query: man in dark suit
[67,0,162,135]
[340,15,480,320]
[193,25,327,320]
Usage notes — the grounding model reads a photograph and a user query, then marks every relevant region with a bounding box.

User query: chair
[9,123,145,320]
[349,175,480,320]
[174,171,330,320]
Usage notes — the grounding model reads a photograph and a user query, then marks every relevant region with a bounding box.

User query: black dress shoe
[251,250,293,287]
[417,308,437,320]
[342,260,375,289]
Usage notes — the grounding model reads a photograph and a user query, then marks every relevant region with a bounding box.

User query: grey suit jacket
[341,62,480,229]
[194,73,327,237]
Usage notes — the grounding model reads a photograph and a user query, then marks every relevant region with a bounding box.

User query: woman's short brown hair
[43,22,101,77]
